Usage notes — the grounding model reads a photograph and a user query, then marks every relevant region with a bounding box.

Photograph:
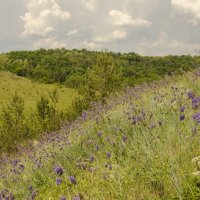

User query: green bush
[0,93,26,153]
[36,89,63,132]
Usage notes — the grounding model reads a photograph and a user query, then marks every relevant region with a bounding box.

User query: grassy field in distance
[0,71,78,115]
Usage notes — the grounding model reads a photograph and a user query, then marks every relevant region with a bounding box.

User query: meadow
[1,70,200,199]
[0,71,78,115]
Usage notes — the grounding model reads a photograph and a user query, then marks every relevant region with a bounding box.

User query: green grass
[0,71,78,115]
[1,71,200,199]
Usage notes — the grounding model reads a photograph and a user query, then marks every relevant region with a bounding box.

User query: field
[1,70,200,199]
[0,71,78,115]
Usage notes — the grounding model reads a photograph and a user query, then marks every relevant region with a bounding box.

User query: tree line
[1,48,200,88]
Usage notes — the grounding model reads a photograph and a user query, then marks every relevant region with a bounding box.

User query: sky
[1,0,200,55]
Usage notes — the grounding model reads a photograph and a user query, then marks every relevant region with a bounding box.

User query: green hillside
[1,70,200,199]
[0,71,78,115]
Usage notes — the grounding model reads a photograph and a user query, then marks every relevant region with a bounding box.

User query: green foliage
[2,49,200,89]
[82,51,123,101]
[0,93,26,152]
[0,88,69,154]
[66,97,89,121]
[66,52,123,122]
[36,89,63,132]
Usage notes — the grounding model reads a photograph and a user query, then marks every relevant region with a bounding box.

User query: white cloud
[94,30,127,43]
[94,36,109,43]
[82,0,98,11]
[84,41,98,49]
[135,32,200,55]
[20,0,71,37]
[33,37,66,49]
[75,40,101,50]
[67,29,78,36]
[110,30,127,39]
[171,0,200,20]
[108,9,151,27]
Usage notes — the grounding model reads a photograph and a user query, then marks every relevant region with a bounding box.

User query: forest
[1,49,200,87]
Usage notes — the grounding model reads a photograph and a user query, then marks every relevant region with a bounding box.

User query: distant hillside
[0,71,78,115]
[1,49,200,88]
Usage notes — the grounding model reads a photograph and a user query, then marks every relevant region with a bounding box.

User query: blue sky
[1,0,200,55]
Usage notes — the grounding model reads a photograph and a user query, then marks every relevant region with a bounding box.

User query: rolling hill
[0,71,78,115]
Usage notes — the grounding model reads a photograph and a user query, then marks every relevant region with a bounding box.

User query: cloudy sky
[0,0,200,55]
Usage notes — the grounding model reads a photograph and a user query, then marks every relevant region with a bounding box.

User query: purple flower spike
[97,132,102,138]
[60,196,66,200]
[82,112,87,120]
[95,145,99,151]
[122,136,127,142]
[90,156,94,162]
[31,191,37,200]
[192,98,200,109]
[107,152,111,159]
[19,164,24,171]
[180,115,185,121]
[56,178,62,185]
[180,106,185,112]
[69,176,76,184]
[193,112,200,123]
[73,195,81,200]
[54,166,64,175]
[188,91,195,99]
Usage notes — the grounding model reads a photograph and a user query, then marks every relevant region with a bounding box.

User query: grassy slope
[0,71,78,115]
[1,71,200,199]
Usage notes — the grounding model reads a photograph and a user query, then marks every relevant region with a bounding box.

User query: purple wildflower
[122,135,127,142]
[60,196,66,200]
[19,164,24,171]
[95,145,99,151]
[28,185,33,192]
[56,178,62,185]
[107,153,111,159]
[149,123,155,129]
[180,115,185,121]
[0,190,14,200]
[11,159,20,167]
[69,176,76,184]
[195,71,200,76]
[188,91,195,99]
[54,166,64,175]
[97,132,102,138]
[192,98,200,109]
[31,191,37,200]
[73,195,81,200]
[193,112,200,123]
[82,112,87,120]
[90,156,94,162]
[180,106,185,112]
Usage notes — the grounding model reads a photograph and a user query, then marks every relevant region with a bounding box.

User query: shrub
[36,89,63,132]
[0,92,26,153]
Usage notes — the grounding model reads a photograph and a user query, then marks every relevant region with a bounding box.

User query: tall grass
[0,71,78,154]
[1,71,200,199]
[0,71,78,115]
